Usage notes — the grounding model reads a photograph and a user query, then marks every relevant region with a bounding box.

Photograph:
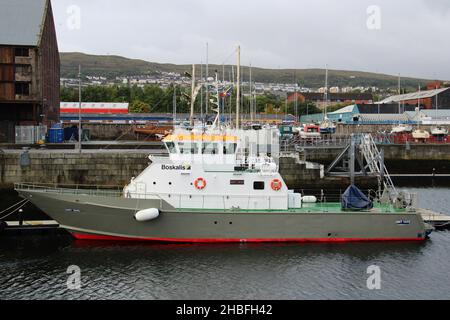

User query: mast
[294,70,298,123]
[324,66,329,120]
[418,84,421,110]
[250,63,253,122]
[236,45,241,129]
[206,42,209,116]
[190,64,195,126]
[173,87,177,124]
[216,71,220,127]
[436,85,439,120]
[222,63,225,124]
[200,61,203,124]
[78,65,82,152]
[398,74,401,114]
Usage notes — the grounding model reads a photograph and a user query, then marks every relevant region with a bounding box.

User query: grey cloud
[52,0,450,80]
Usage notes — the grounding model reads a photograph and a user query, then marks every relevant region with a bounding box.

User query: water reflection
[1,187,450,300]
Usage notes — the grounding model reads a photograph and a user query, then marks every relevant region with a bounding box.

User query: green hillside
[60,52,439,90]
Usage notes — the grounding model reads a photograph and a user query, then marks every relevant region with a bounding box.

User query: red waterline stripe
[71,233,425,243]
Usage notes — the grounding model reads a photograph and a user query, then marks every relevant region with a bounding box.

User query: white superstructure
[124,127,301,211]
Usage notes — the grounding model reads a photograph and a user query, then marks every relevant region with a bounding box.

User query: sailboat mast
[324,66,328,119]
[398,74,401,114]
[206,43,209,116]
[436,85,439,120]
[190,64,196,126]
[250,63,253,122]
[173,87,177,124]
[294,70,298,123]
[418,84,421,110]
[236,45,241,129]
[200,61,204,123]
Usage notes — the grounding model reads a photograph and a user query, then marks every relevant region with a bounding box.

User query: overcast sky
[52,0,450,80]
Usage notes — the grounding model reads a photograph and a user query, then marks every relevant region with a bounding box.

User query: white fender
[302,196,318,203]
[134,208,160,222]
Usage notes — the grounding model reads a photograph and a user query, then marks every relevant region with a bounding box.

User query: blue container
[48,128,64,143]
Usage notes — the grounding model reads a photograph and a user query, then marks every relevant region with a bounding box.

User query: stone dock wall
[301,144,450,174]
[0,149,377,191]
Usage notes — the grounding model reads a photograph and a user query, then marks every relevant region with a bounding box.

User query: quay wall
[302,144,450,174]
[0,150,375,191]
[0,150,150,189]
[1,143,449,192]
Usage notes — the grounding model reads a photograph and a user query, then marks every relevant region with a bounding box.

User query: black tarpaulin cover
[341,185,374,211]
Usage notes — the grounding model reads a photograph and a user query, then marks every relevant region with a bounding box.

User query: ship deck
[177,202,412,214]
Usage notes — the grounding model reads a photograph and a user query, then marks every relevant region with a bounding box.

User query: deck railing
[14,183,415,213]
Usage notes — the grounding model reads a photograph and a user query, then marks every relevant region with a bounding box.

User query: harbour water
[0,185,449,300]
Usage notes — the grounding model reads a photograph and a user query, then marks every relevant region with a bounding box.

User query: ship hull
[18,190,430,243]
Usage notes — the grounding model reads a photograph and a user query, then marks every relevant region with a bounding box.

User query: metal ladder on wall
[359,134,398,201]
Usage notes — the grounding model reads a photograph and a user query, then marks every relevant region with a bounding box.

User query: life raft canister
[194,178,207,190]
[271,179,283,191]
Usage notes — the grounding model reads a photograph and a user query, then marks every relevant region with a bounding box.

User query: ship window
[253,181,265,190]
[230,180,245,185]
[179,142,198,154]
[224,143,237,155]
[166,142,177,154]
[202,142,219,155]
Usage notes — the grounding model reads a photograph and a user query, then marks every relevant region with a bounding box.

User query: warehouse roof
[377,88,450,104]
[0,0,48,46]
[357,114,409,122]
[328,104,359,114]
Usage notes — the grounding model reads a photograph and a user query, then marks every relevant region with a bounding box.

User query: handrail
[14,183,409,213]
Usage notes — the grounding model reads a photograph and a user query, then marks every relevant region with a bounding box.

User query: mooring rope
[0,199,30,220]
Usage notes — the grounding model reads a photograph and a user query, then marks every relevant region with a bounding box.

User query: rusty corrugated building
[0,0,60,142]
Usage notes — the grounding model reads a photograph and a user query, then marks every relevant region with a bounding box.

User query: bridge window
[253,181,265,190]
[165,142,177,154]
[202,142,219,155]
[224,143,237,155]
[179,142,199,155]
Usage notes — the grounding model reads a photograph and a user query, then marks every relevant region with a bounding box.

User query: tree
[130,100,150,113]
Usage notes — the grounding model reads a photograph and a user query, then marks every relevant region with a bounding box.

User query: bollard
[18,209,24,226]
